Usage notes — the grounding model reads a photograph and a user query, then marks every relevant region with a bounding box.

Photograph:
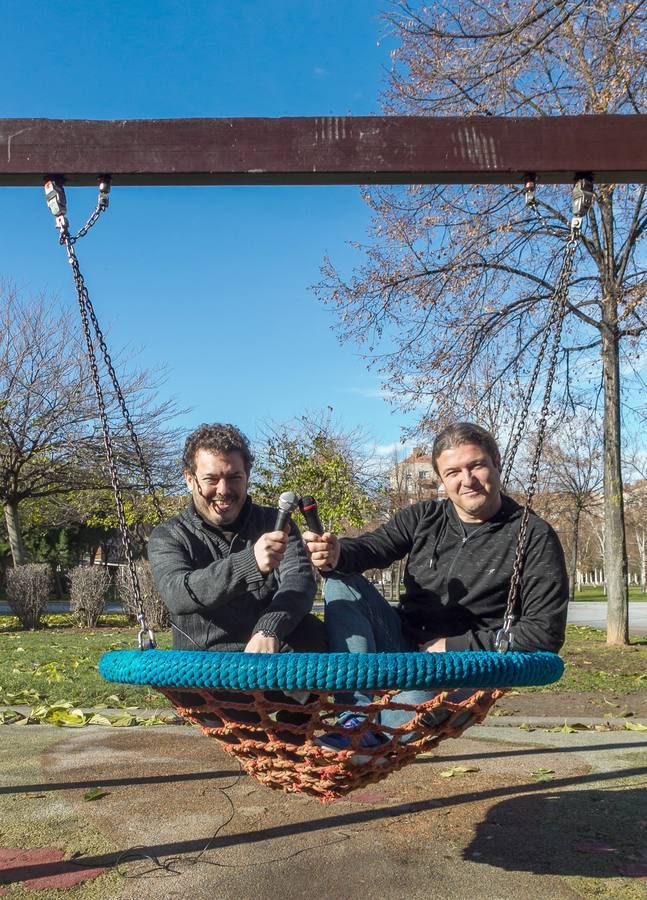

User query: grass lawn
[0,615,173,709]
[572,585,647,601]
[0,615,645,713]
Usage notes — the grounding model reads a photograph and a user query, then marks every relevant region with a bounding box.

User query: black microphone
[299,495,324,534]
[274,491,300,531]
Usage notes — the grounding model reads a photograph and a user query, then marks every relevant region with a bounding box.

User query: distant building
[389,447,440,505]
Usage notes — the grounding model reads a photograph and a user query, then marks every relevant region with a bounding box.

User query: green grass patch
[0,614,172,708]
[571,585,647,602]
[521,625,647,696]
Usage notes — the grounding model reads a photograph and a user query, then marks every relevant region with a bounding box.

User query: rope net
[157,685,506,801]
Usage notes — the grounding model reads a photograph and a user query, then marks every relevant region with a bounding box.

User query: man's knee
[323,573,374,604]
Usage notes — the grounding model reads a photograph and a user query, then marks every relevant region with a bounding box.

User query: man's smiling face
[184,448,248,526]
[435,442,502,523]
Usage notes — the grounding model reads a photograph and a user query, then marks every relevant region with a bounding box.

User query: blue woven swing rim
[99,649,563,692]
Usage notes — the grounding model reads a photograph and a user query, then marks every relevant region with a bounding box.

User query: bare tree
[316,1,647,644]
[537,422,604,602]
[625,481,647,592]
[0,284,181,566]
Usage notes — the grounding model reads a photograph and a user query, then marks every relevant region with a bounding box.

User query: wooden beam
[1,116,646,187]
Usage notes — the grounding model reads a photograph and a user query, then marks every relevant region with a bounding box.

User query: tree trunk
[601,317,629,644]
[637,528,646,594]
[3,500,27,566]
[569,508,581,605]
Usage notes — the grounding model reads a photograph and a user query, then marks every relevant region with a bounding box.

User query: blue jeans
[323,573,438,732]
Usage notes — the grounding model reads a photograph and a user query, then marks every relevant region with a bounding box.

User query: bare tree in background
[537,423,604,602]
[316,1,647,644]
[0,284,182,566]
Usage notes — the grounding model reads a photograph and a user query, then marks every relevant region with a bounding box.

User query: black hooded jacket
[334,495,568,653]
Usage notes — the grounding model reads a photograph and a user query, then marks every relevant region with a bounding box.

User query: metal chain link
[56,178,112,245]
[495,229,581,652]
[501,291,564,485]
[45,180,157,648]
[77,291,164,522]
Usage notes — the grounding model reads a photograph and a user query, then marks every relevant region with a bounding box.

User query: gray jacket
[148,498,316,650]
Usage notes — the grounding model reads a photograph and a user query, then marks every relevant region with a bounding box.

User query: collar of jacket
[444,492,522,535]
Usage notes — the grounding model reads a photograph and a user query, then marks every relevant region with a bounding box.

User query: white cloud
[346,386,394,401]
[372,441,413,458]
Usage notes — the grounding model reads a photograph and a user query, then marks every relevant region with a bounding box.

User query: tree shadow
[464,786,647,878]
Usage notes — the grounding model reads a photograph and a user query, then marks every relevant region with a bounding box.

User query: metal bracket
[571,174,594,234]
[43,178,69,233]
[523,173,537,208]
[495,614,515,653]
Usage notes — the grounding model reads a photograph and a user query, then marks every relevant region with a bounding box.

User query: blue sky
[2,1,417,460]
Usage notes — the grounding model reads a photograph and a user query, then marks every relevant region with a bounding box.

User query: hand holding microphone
[299,495,324,535]
[254,491,300,575]
[299,495,340,571]
[275,491,300,531]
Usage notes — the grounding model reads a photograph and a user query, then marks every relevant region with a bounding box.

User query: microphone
[299,495,324,534]
[274,491,300,531]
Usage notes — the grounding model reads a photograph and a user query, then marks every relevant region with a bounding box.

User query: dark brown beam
[1,116,646,187]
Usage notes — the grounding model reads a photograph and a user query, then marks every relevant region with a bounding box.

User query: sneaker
[316,713,387,752]
[418,690,476,731]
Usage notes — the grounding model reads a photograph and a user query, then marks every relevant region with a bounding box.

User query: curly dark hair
[431,422,501,475]
[182,423,255,475]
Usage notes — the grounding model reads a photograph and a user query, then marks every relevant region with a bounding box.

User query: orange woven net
[158,686,506,801]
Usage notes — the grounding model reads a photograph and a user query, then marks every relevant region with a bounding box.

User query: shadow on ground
[465,786,647,879]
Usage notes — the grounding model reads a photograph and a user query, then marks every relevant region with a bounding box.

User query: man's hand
[302,531,340,571]
[420,638,447,653]
[253,530,289,575]
[244,632,280,653]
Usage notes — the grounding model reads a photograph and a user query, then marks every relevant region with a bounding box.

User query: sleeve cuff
[253,611,292,641]
[444,634,470,652]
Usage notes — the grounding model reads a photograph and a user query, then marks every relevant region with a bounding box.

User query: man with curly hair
[149,422,324,653]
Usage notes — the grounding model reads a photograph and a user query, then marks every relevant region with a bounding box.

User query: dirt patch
[495,689,647,719]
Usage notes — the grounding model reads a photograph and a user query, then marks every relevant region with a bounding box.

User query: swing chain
[496,232,579,652]
[44,178,111,244]
[502,280,564,485]
[502,176,593,484]
[496,176,593,652]
[44,178,159,649]
[72,177,111,242]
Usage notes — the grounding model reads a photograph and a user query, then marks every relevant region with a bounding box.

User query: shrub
[69,564,111,627]
[6,563,53,629]
[117,560,170,630]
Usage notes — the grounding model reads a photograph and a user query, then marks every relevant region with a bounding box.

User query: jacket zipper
[442,521,493,596]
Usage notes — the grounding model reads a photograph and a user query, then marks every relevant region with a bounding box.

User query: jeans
[323,573,439,732]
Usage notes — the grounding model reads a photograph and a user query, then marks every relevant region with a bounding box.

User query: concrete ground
[1,719,646,899]
[567,602,647,635]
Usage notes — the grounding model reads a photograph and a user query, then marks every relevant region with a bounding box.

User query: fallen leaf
[83,788,109,802]
[439,766,480,778]
[625,721,647,732]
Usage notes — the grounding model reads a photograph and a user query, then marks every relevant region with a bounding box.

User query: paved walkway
[567,601,647,635]
[1,720,646,898]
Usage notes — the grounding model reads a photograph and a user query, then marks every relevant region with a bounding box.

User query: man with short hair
[149,422,324,653]
[303,422,568,746]
[304,421,568,656]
